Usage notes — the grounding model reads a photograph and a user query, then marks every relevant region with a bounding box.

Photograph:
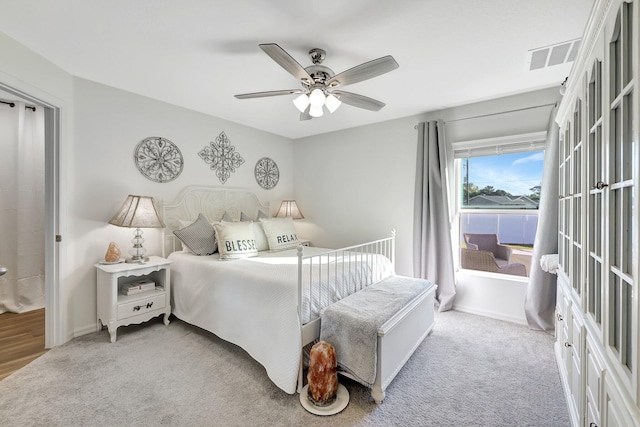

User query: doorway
[0,96,46,314]
[0,80,62,352]
[0,93,47,377]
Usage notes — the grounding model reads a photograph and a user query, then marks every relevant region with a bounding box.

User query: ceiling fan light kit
[325,94,341,113]
[234,43,398,121]
[293,93,310,112]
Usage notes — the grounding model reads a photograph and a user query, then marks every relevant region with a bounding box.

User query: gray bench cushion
[320,275,432,387]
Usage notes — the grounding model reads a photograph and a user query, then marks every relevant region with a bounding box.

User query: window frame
[451,131,548,279]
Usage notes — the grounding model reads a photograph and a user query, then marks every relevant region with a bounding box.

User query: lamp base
[127,228,148,263]
[126,256,149,264]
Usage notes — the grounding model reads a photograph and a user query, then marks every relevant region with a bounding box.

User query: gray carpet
[0,310,569,426]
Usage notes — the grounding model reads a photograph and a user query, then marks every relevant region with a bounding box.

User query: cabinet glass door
[587,60,605,330]
[571,100,583,298]
[607,2,635,373]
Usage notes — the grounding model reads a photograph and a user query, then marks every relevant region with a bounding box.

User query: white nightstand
[96,256,172,343]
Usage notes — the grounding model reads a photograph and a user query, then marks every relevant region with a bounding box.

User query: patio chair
[460,248,527,277]
[463,233,512,265]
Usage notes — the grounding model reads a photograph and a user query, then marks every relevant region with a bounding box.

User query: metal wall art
[134,136,184,183]
[254,157,279,190]
[198,131,245,184]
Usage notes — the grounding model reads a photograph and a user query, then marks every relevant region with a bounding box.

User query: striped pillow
[173,213,217,255]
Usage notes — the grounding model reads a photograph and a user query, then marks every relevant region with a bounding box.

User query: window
[453,133,546,278]
[461,152,543,209]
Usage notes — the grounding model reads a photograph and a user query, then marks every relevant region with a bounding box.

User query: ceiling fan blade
[332,91,386,111]
[326,56,399,88]
[259,43,314,85]
[299,105,312,121]
[234,89,303,99]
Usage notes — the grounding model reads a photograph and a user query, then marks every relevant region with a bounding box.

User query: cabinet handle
[133,302,154,312]
[557,313,564,322]
[593,181,609,190]
[564,342,572,348]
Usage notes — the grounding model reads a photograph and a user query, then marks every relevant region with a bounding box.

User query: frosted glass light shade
[325,94,342,113]
[275,200,304,219]
[309,104,323,117]
[293,94,310,113]
[309,89,326,107]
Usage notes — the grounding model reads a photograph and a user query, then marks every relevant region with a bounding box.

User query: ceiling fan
[234,43,399,120]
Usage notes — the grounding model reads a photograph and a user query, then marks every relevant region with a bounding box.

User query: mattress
[168,247,393,394]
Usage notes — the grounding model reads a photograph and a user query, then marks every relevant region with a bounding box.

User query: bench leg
[297,352,304,393]
[371,385,385,404]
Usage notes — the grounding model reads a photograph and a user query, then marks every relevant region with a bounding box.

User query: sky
[464,151,544,196]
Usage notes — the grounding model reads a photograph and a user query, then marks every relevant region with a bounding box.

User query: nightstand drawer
[117,293,166,320]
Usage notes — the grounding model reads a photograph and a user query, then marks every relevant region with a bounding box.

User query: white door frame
[0,77,65,348]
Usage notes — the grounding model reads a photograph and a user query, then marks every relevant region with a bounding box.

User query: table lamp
[108,195,165,263]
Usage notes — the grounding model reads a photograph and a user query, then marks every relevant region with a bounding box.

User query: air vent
[526,38,581,71]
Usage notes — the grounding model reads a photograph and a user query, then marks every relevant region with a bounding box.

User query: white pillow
[252,223,269,252]
[173,214,217,256]
[239,211,269,252]
[260,217,300,251]
[213,221,258,260]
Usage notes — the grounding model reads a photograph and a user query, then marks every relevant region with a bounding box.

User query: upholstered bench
[320,275,437,403]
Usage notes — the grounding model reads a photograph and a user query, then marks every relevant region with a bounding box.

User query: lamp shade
[293,93,310,113]
[274,200,304,220]
[108,195,165,229]
[325,93,342,113]
[308,88,326,107]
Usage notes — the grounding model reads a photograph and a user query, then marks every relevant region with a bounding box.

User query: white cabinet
[96,256,171,342]
[556,0,639,425]
[604,378,636,427]
[585,335,605,427]
[556,282,584,426]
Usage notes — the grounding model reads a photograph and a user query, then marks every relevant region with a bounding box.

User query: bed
[162,186,396,394]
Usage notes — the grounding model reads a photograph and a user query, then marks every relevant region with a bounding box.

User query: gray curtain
[525,106,559,331]
[413,120,456,311]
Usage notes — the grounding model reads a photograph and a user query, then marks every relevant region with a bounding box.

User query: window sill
[456,268,528,283]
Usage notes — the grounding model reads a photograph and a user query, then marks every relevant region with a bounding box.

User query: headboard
[161,185,270,256]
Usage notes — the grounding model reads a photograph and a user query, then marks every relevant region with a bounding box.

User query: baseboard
[68,324,98,341]
[452,304,528,326]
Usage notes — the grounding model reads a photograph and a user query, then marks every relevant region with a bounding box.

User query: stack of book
[121,279,155,296]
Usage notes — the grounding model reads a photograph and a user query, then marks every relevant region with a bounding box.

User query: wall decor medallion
[254,157,279,190]
[134,136,184,183]
[198,131,245,184]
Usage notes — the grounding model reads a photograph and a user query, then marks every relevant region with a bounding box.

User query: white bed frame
[161,186,398,393]
[161,186,272,256]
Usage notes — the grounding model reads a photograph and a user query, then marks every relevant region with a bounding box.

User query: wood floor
[0,308,47,381]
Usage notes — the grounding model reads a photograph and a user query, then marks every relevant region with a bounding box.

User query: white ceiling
[0,0,593,139]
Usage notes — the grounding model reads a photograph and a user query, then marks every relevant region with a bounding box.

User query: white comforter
[168,247,393,394]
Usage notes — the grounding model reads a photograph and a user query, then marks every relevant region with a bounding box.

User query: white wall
[1,32,294,339]
[69,78,294,336]
[293,87,561,323]
[1,29,563,338]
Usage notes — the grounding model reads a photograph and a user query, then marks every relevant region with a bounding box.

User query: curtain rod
[0,99,37,111]
[413,102,556,129]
